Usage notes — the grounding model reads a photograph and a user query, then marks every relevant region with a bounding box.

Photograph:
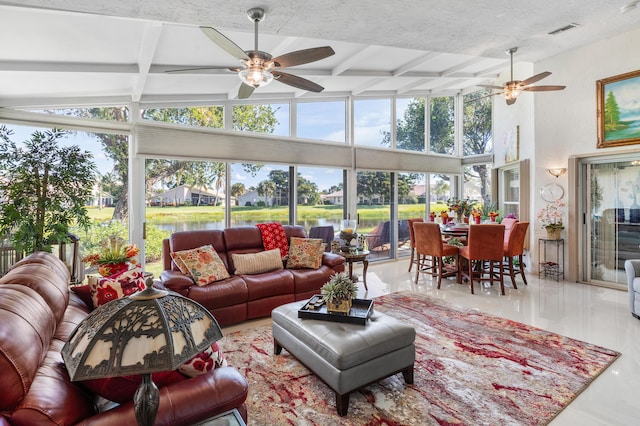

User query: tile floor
[223,259,639,426]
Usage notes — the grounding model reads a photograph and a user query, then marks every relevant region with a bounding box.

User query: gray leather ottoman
[272,300,416,416]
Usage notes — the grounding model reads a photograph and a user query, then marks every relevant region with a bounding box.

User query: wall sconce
[546,168,567,178]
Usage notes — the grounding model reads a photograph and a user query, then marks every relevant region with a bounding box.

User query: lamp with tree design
[62,281,222,426]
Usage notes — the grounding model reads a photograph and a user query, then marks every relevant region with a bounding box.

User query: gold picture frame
[596,69,640,148]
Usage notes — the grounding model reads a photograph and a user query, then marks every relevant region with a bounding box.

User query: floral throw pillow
[286,237,324,269]
[170,245,230,286]
[89,267,145,307]
[178,341,228,377]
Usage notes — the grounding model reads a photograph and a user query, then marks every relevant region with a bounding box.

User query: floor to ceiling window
[357,170,393,260]
[296,166,345,235]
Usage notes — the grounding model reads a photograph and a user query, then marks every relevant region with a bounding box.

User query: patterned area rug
[222,292,620,426]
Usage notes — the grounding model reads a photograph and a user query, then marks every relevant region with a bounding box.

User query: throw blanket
[256,222,289,257]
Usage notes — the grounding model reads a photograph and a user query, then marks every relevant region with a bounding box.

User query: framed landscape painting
[597,69,640,148]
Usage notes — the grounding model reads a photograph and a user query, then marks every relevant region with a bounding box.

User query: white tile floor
[224,259,639,425]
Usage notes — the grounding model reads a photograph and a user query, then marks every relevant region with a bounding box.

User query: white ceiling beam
[396,77,436,95]
[392,52,443,76]
[439,57,486,77]
[351,77,387,95]
[132,22,164,102]
[0,61,138,73]
[331,46,381,76]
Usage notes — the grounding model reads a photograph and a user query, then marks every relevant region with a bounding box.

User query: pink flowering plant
[536,199,565,231]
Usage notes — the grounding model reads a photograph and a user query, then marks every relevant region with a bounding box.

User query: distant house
[238,190,274,207]
[321,190,343,205]
[148,185,229,206]
[410,184,427,203]
[89,190,114,207]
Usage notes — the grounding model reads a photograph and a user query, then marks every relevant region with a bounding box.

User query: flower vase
[98,262,129,277]
[455,213,463,223]
[474,216,481,224]
[326,298,352,314]
[546,228,562,240]
[463,216,469,224]
[490,216,496,222]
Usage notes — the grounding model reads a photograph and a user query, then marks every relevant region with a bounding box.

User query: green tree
[430,97,455,155]
[297,175,320,205]
[463,89,493,204]
[257,180,276,206]
[382,98,426,151]
[268,169,290,206]
[0,126,96,253]
[231,182,246,205]
[604,91,620,127]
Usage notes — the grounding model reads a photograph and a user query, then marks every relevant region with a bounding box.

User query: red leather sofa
[0,252,248,426]
[160,225,346,327]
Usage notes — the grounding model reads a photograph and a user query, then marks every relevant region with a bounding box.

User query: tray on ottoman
[298,294,373,325]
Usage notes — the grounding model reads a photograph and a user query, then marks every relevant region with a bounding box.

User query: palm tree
[257,180,276,206]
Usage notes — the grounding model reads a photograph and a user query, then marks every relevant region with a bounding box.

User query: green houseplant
[0,126,97,254]
[321,272,358,314]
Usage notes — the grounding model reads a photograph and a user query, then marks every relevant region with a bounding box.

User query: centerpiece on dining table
[447,197,476,224]
[81,236,140,277]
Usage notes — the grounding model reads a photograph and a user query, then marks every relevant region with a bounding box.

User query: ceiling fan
[478,47,566,105]
[167,7,335,99]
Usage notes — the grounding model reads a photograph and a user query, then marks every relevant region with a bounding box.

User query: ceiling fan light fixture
[504,82,522,102]
[239,66,273,88]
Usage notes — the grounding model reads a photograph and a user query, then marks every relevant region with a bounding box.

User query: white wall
[495,26,640,279]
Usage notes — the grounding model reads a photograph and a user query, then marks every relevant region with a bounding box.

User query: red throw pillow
[256,222,290,257]
[81,371,186,403]
[70,284,95,310]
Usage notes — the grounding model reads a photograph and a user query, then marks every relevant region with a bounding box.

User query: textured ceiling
[0,0,638,106]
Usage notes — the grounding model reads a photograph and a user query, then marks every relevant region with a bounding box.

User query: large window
[463,89,492,156]
[357,171,393,260]
[398,172,426,257]
[232,103,289,136]
[394,98,425,152]
[230,163,290,226]
[142,106,224,128]
[354,99,391,148]
[429,96,455,155]
[464,163,493,207]
[296,101,346,142]
[296,166,344,234]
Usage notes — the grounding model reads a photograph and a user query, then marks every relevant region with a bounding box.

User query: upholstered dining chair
[413,222,460,288]
[503,221,529,287]
[407,218,424,272]
[459,224,505,295]
[501,218,518,244]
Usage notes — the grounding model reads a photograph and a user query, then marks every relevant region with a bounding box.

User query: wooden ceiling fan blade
[520,71,551,86]
[238,83,255,99]
[200,26,250,61]
[524,85,566,92]
[270,46,335,68]
[272,71,324,92]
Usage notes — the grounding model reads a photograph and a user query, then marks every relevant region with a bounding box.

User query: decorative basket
[326,298,352,314]
[546,228,562,240]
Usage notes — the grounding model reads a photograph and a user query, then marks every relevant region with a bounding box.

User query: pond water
[151,218,385,234]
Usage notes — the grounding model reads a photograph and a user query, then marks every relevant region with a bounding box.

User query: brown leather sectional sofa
[160,225,346,327]
[0,252,248,426]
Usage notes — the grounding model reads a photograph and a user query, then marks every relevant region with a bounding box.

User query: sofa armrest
[322,252,345,268]
[77,367,248,426]
[160,270,194,293]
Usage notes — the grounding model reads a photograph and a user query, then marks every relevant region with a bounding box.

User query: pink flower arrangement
[537,199,565,231]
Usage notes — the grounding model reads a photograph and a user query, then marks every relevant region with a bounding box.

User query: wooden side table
[341,250,370,290]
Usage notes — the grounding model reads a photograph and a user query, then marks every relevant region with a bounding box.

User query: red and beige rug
[222,292,620,426]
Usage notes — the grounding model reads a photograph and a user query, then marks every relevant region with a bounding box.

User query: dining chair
[501,218,518,244]
[459,224,505,295]
[407,218,424,272]
[413,222,460,288]
[503,221,529,287]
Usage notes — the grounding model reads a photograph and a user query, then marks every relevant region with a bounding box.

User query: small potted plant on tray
[321,272,358,314]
